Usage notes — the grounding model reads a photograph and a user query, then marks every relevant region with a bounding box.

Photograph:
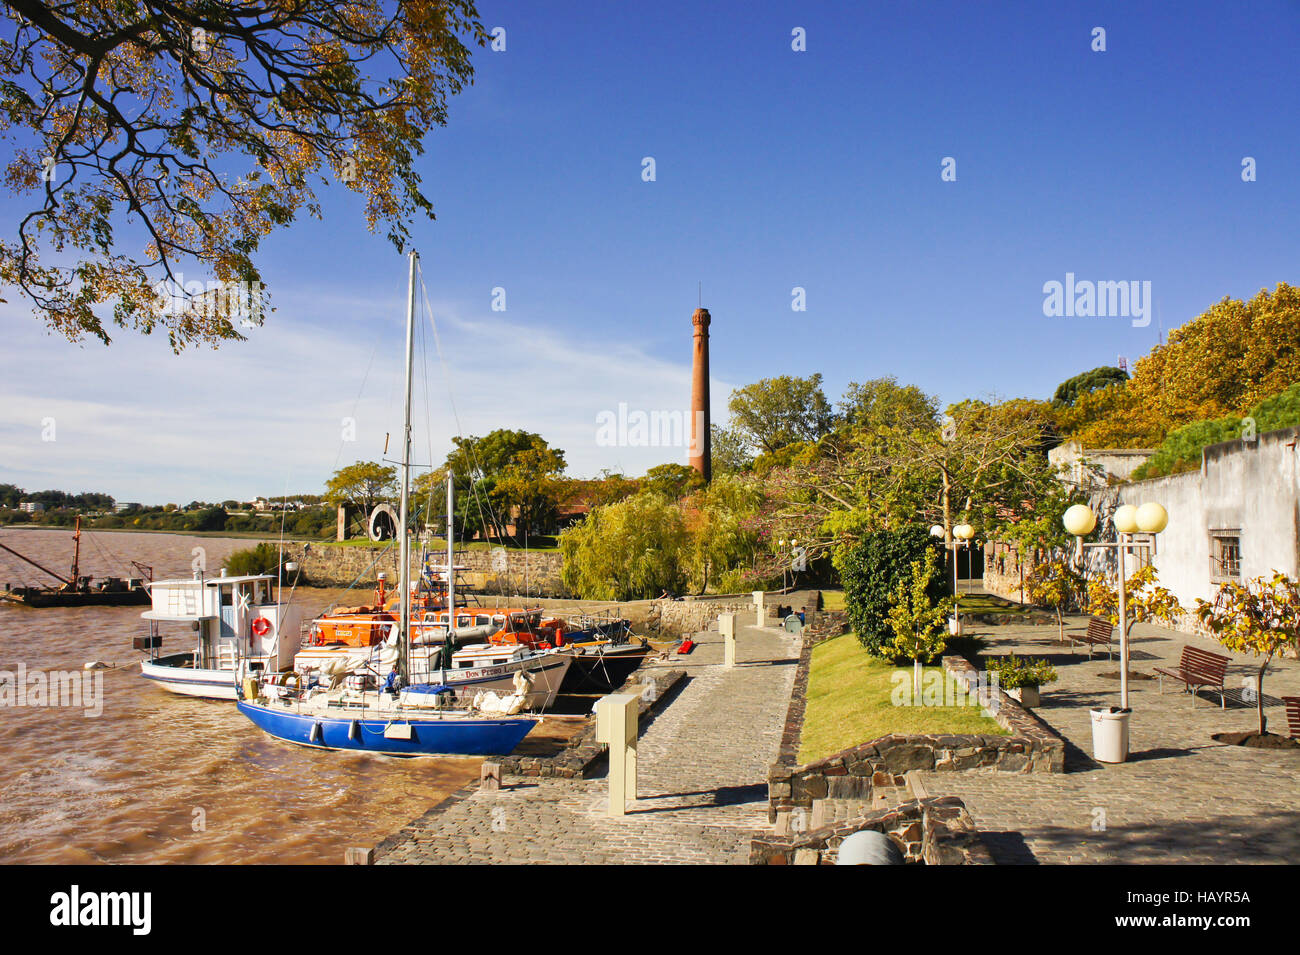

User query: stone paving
[376,616,800,864]
[916,614,1300,864]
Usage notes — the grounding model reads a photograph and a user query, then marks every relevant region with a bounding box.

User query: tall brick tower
[689,307,711,482]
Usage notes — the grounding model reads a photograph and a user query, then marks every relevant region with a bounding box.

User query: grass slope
[798,633,1007,764]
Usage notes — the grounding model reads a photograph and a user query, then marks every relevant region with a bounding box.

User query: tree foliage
[324,460,396,526]
[1132,381,1300,480]
[886,548,955,687]
[1060,283,1300,448]
[0,0,485,348]
[681,474,764,594]
[1051,366,1128,407]
[1024,559,1086,642]
[1085,564,1184,627]
[1196,572,1300,735]
[726,373,835,455]
[835,525,946,659]
[558,491,687,601]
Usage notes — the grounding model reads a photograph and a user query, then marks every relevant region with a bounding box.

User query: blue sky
[3,1,1300,502]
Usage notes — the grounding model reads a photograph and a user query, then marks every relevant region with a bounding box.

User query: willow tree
[0,1,485,348]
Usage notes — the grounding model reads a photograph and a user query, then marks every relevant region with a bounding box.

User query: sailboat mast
[397,249,419,684]
[446,477,455,632]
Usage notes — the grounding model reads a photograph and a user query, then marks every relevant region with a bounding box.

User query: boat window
[220,587,233,606]
[492,614,506,626]
[457,615,471,627]
[476,615,491,627]
[493,659,507,665]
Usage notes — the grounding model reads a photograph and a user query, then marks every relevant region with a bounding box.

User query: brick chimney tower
[689,307,711,482]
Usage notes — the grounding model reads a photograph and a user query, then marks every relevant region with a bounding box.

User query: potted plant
[985,653,1058,707]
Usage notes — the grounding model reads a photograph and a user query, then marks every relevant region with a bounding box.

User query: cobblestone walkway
[918,615,1300,864]
[376,619,800,864]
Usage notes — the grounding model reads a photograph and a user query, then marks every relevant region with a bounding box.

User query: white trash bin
[1090,707,1131,763]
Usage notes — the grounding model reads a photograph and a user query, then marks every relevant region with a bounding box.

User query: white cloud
[0,286,729,502]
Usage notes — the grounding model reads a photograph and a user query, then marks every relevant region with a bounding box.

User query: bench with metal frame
[1069,616,1115,660]
[1283,696,1300,739]
[1153,645,1231,708]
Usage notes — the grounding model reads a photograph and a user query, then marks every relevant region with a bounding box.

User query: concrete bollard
[753,590,766,627]
[595,693,639,817]
[480,761,502,792]
[344,847,374,865]
[719,612,737,668]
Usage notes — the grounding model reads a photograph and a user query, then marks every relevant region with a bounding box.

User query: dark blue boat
[236,699,536,756]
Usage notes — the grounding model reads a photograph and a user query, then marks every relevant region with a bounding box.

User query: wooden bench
[1069,616,1115,659]
[1153,646,1231,708]
[1283,697,1300,739]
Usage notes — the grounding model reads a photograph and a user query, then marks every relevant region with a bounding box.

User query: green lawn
[798,633,1007,764]
[820,589,845,611]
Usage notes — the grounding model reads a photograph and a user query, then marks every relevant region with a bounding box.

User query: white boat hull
[408,652,573,710]
[140,652,261,701]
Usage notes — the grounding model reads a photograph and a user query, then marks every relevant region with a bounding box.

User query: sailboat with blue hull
[235,699,534,756]
[236,250,539,757]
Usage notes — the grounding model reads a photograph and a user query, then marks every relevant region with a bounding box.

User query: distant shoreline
[1,524,316,542]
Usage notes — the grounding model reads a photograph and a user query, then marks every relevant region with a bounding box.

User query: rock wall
[750,796,991,865]
[288,542,564,595]
[767,653,1065,823]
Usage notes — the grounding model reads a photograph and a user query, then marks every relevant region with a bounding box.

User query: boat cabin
[141,572,302,673]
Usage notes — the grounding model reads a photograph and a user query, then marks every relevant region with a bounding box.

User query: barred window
[1210,533,1241,580]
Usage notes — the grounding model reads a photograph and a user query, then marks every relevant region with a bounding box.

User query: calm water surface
[0,528,479,864]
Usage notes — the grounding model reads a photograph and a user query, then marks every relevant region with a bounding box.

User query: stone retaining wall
[767,653,1065,823]
[750,796,992,865]
[287,542,564,595]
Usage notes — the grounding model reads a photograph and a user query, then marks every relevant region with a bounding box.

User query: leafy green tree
[726,374,836,455]
[1052,366,1129,407]
[223,542,303,581]
[838,377,938,432]
[641,463,703,501]
[887,549,956,697]
[194,506,228,532]
[324,461,396,535]
[836,526,946,658]
[559,491,687,600]
[1133,381,1300,479]
[710,425,754,475]
[438,430,566,543]
[682,474,764,594]
[1025,559,1086,643]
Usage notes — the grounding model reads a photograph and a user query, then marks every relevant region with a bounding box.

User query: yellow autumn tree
[1060,283,1300,448]
[1195,572,1300,737]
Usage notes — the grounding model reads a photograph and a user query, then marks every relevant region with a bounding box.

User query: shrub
[835,525,946,657]
[223,542,304,582]
[985,653,1058,689]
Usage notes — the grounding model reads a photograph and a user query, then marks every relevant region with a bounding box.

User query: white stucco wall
[1108,427,1300,611]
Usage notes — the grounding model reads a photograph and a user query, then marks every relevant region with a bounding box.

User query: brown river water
[0,528,482,864]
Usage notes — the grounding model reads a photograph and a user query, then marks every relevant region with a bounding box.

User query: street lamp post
[931,522,976,633]
[1063,501,1170,761]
